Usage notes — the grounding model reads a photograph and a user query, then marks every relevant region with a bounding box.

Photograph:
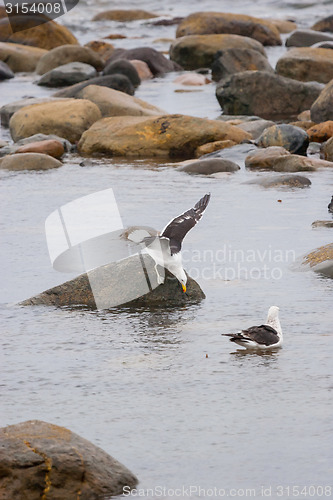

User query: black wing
[161,194,210,254]
[223,324,279,346]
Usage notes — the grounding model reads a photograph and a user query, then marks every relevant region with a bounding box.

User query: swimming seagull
[222,306,283,349]
[142,193,211,293]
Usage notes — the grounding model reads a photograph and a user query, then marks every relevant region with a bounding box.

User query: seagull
[141,194,211,293]
[328,195,333,214]
[222,306,283,349]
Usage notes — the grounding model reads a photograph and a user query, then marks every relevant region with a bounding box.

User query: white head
[176,268,187,293]
[266,306,282,338]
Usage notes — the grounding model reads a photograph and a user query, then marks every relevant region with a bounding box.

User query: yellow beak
[182,284,186,293]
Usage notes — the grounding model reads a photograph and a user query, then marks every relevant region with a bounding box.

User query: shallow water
[1,0,333,498]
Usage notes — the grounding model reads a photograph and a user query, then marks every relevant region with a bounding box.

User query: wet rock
[307,121,333,142]
[130,59,153,80]
[216,70,322,120]
[248,174,311,188]
[170,34,265,70]
[288,120,315,132]
[266,18,297,34]
[256,124,309,154]
[312,220,333,228]
[1,97,71,128]
[0,60,13,79]
[10,100,102,144]
[285,29,333,47]
[322,136,333,161]
[84,40,115,62]
[92,9,158,21]
[245,146,291,168]
[0,134,72,156]
[310,79,333,123]
[177,158,240,174]
[195,140,237,157]
[0,41,46,72]
[311,15,333,33]
[36,44,104,75]
[150,17,184,26]
[21,254,205,308]
[173,73,211,85]
[15,139,65,159]
[77,85,165,117]
[176,12,282,46]
[103,59,140,87]
[0,420,138,499]
[245,149,332,171]
[78,114,251,158]
[53,74,135,98]
[37,62,97,87]
[106,47,181,76]
[298,243,333,278]
[211,48,273,81]
[236,119,275,139]
[276,47,333,83]
[312,41,333,49]
[0,16,78,49]
[0,152,62,171]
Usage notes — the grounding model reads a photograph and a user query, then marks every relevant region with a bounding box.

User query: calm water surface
[1,0,333,498]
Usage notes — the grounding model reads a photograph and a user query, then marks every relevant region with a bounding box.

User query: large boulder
[211,47,273,81]
[36,44,104,75]
[9,100,102,144]
[105,47,181,76]
[0,420,138,500]
[298,243,333,278]
[0,16,78,50]
[175,12,282,46]
[37,62,97,87]
[0,152,62,171]
[311,15,333,33]
[1,97,71,128]
[170,34,266,70]
[216,70,323,119]
[77,85,165,117]
[256,124,309,154]
[286,29,333,47]
[52,74,135,98]
[276,47,333,83]
[78,114,251,158]
[21,254,205,308]
[310,79,333,122]
[0,41,46,72]
[0,60,14,79]
[92,9,158,21]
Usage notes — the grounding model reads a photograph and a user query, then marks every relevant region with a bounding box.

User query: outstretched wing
[223,324,279,346]
[161,193,211,254]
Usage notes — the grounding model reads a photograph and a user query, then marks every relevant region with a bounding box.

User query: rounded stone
[256,124,309,154]
[0,152,62,171]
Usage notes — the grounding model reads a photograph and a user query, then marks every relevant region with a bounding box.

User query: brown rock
[0,152,62,171]
[312,220,333,228]
[78,114,251,158]
[300,243,333,278]
[1,97,71,128]
[173,73,211,85]
[289,120,315,131]
[211,48,273,81]
[0,16,78,50]
[298,109,311,121]
[276,47,333,83]
[246,149,332,171]
[311,79,333,123]
[84,40,115,62]
[15,140,65,159]
[0,420,138,500]
[176,12,282,46]
[36,44,104,75]
[129,59,153,79]
[170,34,266,70]
[245,146,291,168]
[92,9,158,21]
[266,18,297,34]
[307,121,333,142]
[0,41,46,72]
[250,174,311,188]
[10,100,102,144]
[311,15,333,33]
[195,140,237,157]
[322,136,333,161]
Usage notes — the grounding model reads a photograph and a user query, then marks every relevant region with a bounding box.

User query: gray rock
[36,44,104,75]
[248,174,311,188]
[216,70,323,120]
[237,119,275,139]
[0,60,14,79]
[211,48,273,82]
[0,420,138,499]
[37,62,97,87]
[286,29,333,47]
[202,143,258,165]
[312,220,333,228]
[311,15,333,33]
[21,254,205,308]
[103,59,140,87]
[53,74,135,98]
[178,158,240,174]
[0,97,69,128]
[105,47,181,76]
[0,153,62,171]
[256,124,309,155]
[311,41,333,49]
[311,79,333,123]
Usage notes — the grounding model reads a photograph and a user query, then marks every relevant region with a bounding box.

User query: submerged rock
[0,420,138,500]
[276,47,333,83]
[216,70,322,120]
[256,124,309,155]
[175,12,282,46]
[177,158,240,174]
[78,114,250,158]
[169,34,265,70]
[247,174,311,188]
[21,254,205,308]
[36,44,104,75]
